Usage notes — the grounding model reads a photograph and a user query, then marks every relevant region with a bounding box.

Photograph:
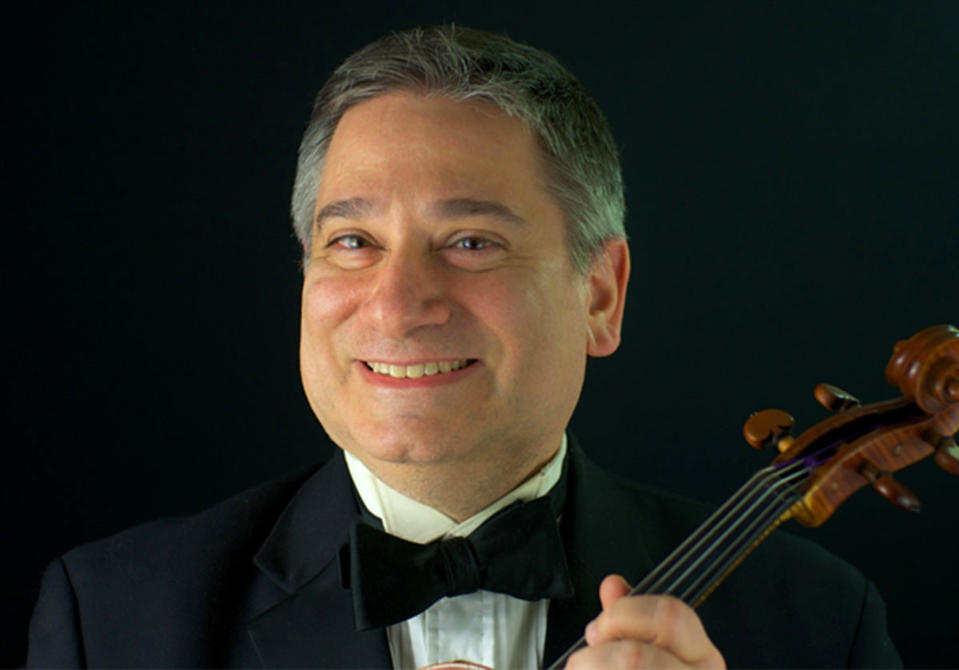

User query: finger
[599,574,632,610]
[566,639,680,670]
[586,594,724,668]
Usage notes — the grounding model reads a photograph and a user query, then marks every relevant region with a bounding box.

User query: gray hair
[291,25,625,273]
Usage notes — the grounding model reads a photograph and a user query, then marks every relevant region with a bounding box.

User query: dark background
[4,2,957,667]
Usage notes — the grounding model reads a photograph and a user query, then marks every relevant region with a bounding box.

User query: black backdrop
[4,2,957,667]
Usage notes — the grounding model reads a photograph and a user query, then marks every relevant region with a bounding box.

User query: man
[27,25,900,668]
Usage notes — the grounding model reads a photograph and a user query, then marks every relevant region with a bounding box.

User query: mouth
[363,359,477,379]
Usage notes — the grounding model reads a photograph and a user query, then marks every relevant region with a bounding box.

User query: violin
[428,325,959,670]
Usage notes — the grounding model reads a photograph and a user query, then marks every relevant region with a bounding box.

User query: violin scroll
[886,324,959,472]
[886,325,959,418]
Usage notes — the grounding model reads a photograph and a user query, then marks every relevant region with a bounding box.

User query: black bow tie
[344,496,574,631]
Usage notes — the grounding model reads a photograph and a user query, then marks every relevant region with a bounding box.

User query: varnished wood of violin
[771,325,959,527]
[813,383,861,411]
[743,409,795,451]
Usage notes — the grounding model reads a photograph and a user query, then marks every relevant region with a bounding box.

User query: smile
[364,359,475,379]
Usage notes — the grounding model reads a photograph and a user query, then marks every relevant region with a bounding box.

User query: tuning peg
[873,474,921,512]
[860,462,921,512]
[743,409,796,452]
[934,437,959,475]
[814,383,861,412]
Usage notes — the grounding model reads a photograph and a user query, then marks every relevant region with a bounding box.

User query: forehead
[316,92,552,209]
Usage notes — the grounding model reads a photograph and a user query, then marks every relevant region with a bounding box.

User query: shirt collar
[344,435,568,544]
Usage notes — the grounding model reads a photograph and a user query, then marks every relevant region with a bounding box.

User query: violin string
[626,465,784,595]
[546,636,585,669]
[642,464,808,600]
[545,460,812,670]
[680,492,801,605]
[628,466,789,596]
[667,466,810,602]
[676,473,808,603]
[631,461,809,597]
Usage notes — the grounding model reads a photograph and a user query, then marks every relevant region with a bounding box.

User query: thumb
[598,574,632,610]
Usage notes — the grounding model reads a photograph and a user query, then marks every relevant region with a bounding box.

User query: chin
[339,422,485,467]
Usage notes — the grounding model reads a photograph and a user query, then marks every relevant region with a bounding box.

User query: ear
[585,238,630,358]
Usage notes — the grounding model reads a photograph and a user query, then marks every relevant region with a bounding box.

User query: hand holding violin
[565,575,724,670]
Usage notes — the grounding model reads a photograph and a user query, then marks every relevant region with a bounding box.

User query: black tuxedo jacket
[27,445,900,668]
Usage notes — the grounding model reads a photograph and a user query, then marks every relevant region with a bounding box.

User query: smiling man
[28,25,900,669]
[299,91,625,522]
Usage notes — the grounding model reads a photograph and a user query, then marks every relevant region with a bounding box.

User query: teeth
[366,359,471,379]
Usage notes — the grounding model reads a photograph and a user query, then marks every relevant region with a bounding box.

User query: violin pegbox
[742,325,959,528]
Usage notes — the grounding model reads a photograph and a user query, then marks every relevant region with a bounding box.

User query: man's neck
[345,436,567,528]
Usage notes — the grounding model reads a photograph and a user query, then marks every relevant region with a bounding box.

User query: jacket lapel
[245,451,392,668]
[544,441,657,667]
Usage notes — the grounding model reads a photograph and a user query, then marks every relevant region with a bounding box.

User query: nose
[360,248,452,339]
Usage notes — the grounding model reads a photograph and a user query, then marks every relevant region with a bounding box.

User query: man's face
[299,92,621,480]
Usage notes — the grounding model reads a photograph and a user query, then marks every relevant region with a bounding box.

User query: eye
[326,234,371,250]
[441,233,508,271]
[451,236,497,251]
[314,231,381,270]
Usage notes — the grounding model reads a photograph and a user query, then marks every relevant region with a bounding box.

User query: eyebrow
[431,198,526,226]
[313,197,526,233]
[314,198,376,231]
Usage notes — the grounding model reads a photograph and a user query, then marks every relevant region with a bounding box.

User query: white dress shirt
[345,436,568,670]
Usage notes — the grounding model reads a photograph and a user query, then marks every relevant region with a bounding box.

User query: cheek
[465,270,588,364]
[299,276,371,390]
[301,275,367,338]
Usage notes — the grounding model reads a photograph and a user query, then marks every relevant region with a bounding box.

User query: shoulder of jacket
[60,462,322,577]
